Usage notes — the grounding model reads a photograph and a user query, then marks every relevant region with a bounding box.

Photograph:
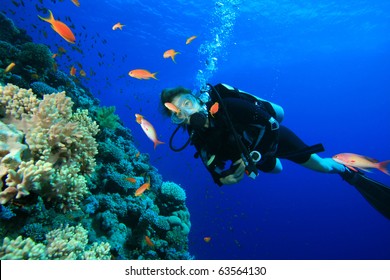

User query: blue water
[3,0,390,259]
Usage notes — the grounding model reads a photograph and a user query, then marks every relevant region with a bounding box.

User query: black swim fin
[340,168,390,220]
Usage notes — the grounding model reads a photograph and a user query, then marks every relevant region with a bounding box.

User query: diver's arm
[195,146,243,186]
[219,159,246,185]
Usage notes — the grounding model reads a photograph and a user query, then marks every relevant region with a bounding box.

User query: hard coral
[0,84,100,211]
[0,224,111,260]
[17,42,54,76]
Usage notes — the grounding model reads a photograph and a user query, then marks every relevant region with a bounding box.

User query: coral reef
[0,224,111,260]
[0,84,98,211]
[0,13,192,260]
[96,106,120,130]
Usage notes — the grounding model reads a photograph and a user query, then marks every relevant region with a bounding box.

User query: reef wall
[0,12,192,260]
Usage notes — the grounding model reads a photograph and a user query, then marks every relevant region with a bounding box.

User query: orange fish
[71,0,80,7]
[58,46,67,53]
[164,102,180,114]
[333,153,390,175]
[52,62,58,72]
[135,114,164,148]
[4,62,16,73]
[52,53,58,58]
[203,237,211,243]
[112,22,125,30]
[145,236,154,247]
[129,69,157,80]
[186,35,197,45]
[38,10,76,44]
[79,69,86,77]
[125,177,136,184]
[163,49,180,63]
[70,66,76,76]
[135,151,141,158]
[135,181,150,197]
[209,102,219,117]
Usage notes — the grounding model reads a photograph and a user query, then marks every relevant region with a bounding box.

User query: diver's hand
[219,159,246,185]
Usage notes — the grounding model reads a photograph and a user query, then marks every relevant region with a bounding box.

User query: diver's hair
[160,86,192,117]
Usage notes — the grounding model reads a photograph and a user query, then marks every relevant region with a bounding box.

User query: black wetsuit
[189,91,312,186]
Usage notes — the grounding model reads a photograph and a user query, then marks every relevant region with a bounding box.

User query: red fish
[135,114,164,148]
[145,236,154,247]
[163,49,180,63]
[209,102,219,117]
[38,10,76,44]
[135,181,150,197]
[164,102,180,114]
[71,0,80,7]
[203,237,211,243]
[129,69,157,80]
[186,35,197,45]
[125,177,136,184]
[332,153,390,175]
[112,22,125,30]
[70,66,76,76]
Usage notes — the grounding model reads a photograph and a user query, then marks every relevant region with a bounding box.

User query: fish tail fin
[153,140,164,149]
[378,160,390,175]
[152,72,158,80]
[38,9,55,23]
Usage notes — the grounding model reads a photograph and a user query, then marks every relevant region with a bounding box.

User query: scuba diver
[160,83,390,219]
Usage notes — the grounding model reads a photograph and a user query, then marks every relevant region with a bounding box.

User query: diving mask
[168,94,203,124]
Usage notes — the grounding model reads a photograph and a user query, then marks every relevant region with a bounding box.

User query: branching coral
[0,83,99,211]
[0,224,111,260]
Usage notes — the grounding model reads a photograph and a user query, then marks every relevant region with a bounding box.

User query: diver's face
[170,94,201,124]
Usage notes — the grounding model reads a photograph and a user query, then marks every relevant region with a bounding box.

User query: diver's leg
[300,154,346,173]
[269,158,283,173]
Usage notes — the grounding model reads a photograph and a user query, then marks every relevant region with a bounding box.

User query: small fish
[58,46,67,53]
[112,22,125,30]
[125,177,136,183]
[209,102,219,117]
[333,153,390,175]
[52,53,58,58]
[135,180,150,197]
[38,10,76,44]
[164,102,180,114]
[186,35,197,45]
[145,236,154,247]
[135,151,140,158]
[135,114,164,148]
[79,69,86,77]
[71,0,80,7]
[31,73,39,80]
[129,69,157,80]
[163,49,180,63]
[203,237,211,243]
[70,66,76,76]
[4,62,16,73]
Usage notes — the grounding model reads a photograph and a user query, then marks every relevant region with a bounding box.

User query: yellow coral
[0,224,111,260]
[0,84,39,122]
[0,83,99,211]
[0,236,47,260]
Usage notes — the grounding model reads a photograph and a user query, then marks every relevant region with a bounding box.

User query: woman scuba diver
[160,83,390,219]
